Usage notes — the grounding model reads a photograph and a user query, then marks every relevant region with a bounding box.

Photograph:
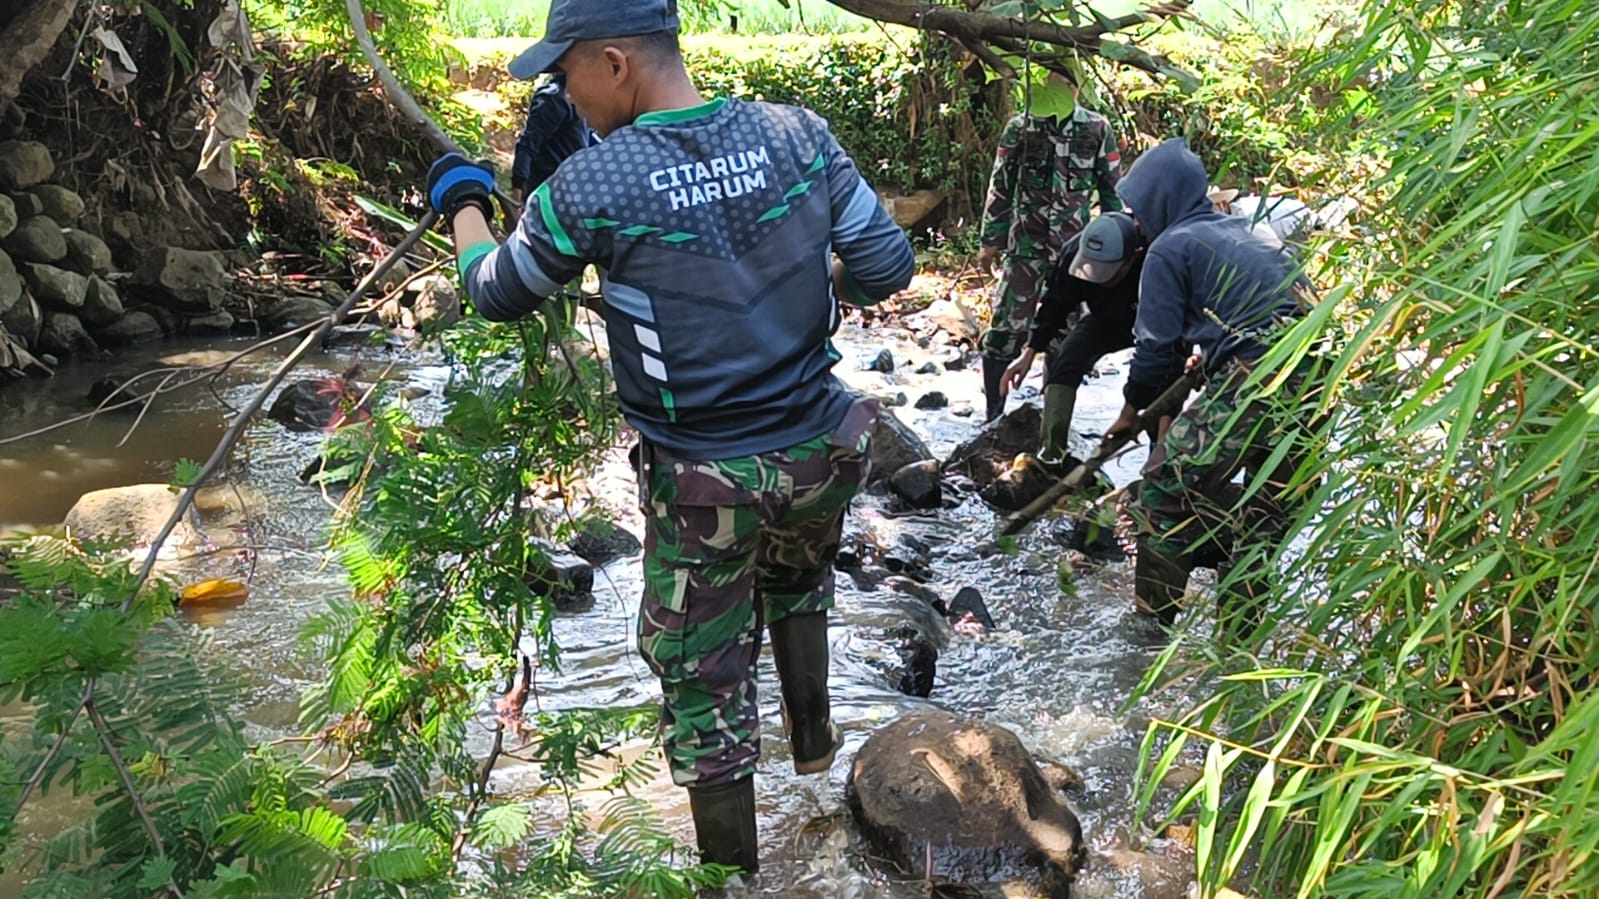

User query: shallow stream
[0,320,1202,898]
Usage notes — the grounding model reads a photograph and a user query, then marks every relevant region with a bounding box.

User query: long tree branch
[823,0,1192,77]
[86,695,181,897]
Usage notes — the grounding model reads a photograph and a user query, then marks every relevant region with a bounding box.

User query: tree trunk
[0,0,76,106]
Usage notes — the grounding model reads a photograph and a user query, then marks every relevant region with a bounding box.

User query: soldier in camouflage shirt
[977,76,1123,420]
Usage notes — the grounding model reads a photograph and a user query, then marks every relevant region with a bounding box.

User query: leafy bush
[683,34,1002,219]
[1131,1,1599,896]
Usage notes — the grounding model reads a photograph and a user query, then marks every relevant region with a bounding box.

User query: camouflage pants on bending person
[1138,357,1321,570]
[978,253,1065,363]
[636,397,877,787]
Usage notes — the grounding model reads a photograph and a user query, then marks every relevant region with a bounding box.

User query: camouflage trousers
[636,397,877,787]
[1138,357,1322,571]
[979,253,1062,362]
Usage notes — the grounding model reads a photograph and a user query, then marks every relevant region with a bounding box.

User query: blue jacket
[461,98,915,459]
[510,80,593,192]
[1115,139,1307,408]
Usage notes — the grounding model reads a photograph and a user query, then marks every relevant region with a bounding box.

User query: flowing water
[0,321,1204,898]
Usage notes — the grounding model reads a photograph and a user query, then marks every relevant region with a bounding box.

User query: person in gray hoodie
[1099,138,1320,631]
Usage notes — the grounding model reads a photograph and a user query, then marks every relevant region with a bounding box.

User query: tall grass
[1131,0,1599,896]
[442,0,874,37]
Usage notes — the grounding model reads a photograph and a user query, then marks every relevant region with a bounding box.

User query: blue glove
[426,153,496,220]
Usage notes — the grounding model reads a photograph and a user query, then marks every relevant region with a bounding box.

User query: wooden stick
[998,370,1199,537]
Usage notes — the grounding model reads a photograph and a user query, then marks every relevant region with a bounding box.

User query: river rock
[888,459,942,510]
[883,189,944,230]
[264,295,333,332]
[2,291,41,346]
[916,297,980,346]
[566,519,642,565]
[409,273,460,331]
[29,185,84,224]
[868,407,935,486]
[0,248,19,316]
[184,310,235,335]
[891,622,938,697]
[947,586,995,630]
[94,310,164,347]
[268,377,370,432]
[3,215,66,264]
[88,375,139,407]
[946,403,1044,487]
[23,263,88,311]
[848,712,1086,896]
[0,141,54,191]
[915,391,949,410]
[324,323,384,348]
[863,348,894,373]
[0,195,15,240]
[7,192,42,218]
[525,538,595,613]
[979,457,1059,512]
[63,484,200,550]
[132,247,226,311]
[62,229,113,275]
[36,311,97,358]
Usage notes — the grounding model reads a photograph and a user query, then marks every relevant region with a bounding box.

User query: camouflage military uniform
[636,397,876,787]
[1136,357,1322,613]
[978,106,1124,362]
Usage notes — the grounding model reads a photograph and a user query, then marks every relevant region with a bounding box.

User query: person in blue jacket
[509,71,594,206]
[1101,139,1322,632]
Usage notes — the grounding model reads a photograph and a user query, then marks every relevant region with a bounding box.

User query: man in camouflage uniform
[1102,139,1322,634]
[977,73,1123,421]
[424,0,915,874]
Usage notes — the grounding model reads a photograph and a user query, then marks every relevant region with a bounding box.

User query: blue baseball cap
[1068,211,1142,283]
[508,0,681,80]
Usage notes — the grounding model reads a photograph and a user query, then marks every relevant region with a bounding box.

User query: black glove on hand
[426,153,496,221]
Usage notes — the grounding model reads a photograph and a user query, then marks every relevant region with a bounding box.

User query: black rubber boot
[982,355,1009,422]
[1133,537,1189,628]
[768,612,842,775]
[687,776,759,873]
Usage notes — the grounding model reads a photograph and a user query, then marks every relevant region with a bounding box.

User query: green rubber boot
[769,612,843,775]
[1134,537,1190,628]
[687,776,759,873]
[1037,384,1078,471]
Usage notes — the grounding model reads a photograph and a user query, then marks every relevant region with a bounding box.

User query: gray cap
[1068,211,1141,284]
[508,0,680,80]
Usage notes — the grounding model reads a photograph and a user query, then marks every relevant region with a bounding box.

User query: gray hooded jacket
[1115,139,1306,408]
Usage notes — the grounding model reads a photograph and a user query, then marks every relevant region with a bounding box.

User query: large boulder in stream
[848,711,1087,897]
[945,403,1043,487]
[64,484,201,549]
[268,377,371,432]
[869,407,936,486]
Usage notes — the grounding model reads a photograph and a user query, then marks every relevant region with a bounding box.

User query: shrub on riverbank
[1132,2,1599,896]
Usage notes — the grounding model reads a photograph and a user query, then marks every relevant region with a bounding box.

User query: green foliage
[442,0,873,38]
[1131,1,1599,896]
[242,0,484,152]
[685,34,1002,216]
